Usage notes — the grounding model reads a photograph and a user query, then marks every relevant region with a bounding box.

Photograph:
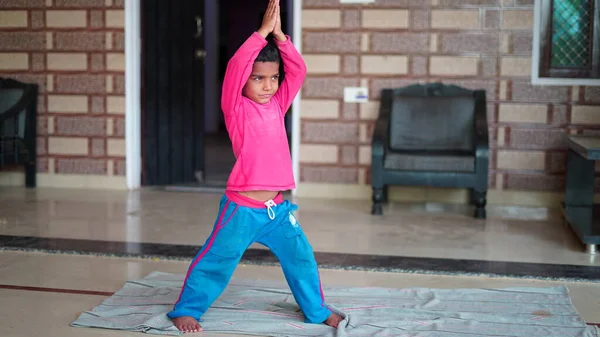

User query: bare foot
[172,316,203,333]
[324,313,344,328]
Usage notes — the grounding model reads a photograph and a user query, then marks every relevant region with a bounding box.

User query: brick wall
[0,0,126,188]
[299,0,600,197]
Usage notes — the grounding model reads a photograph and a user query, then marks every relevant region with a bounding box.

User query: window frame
[531,0,600,86]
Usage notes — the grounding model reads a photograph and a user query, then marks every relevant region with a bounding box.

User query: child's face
[243,61,280,104]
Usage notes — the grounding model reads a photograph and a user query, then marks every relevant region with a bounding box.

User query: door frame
[125,0,303,194]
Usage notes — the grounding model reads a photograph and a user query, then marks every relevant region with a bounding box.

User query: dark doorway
[141,0,206,186]
[141,1,293,188]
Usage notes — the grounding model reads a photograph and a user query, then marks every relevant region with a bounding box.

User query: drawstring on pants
[264,199,277,220]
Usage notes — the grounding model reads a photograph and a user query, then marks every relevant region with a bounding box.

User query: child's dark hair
[255,36,285,84]
[255,36,281,64]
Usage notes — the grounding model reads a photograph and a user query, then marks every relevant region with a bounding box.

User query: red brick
[342,9,360,29]
[0,0,45,8]
[488,172,496,188]
[90,9,104,28]
[412,56,427,76]
[506,174,564,192]
[341,146,357,165]
[91,53,105,72]
[343,103,358,120]
[512,33,533,55]
[301,166,358,184]
[302,122,359,143]
[438,0,499,6]
[30,10,44,28]
[37,157,48,173]
[511,82,569,102]
[37,137,46,155]
[114,117,125,137]
[91,138,105,156]
[115,159,126,175]
[454,80,498,99]
[54,32,105,51]
[56,116,105,136]
[31,53,45,71]
[114,74,125,94]
[56,158,107,175]
[372,33,429,53]
[113,0,124,7]
[0,32,45,51]
[38,95,45,113]
[550,105,568,126]
[303,0,339,7]
[487,103,497,123]
[546,151,566,173]
[343,55,358,75]
[370,79,416,100]
[509,129,566,149]
[55,75,105,94]
[585,87,600,104]
[365,0,428,6]
[303,77,359,98]
[114,32,124,51]
[489,147,497,169]
[305,0,426,7]
[484,9,500,29]
[53,0,104,6]
[441,33,499,54]
[303,33,360,53]
[482,57,498,77]
[91,96,105,113]
[411,10,429,29]
[515,0,534,5]
[37,116,47,135]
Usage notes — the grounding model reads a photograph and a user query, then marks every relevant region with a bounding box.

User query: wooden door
[142,0,206,185]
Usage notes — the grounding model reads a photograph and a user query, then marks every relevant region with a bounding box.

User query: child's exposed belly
[238,190,280,202]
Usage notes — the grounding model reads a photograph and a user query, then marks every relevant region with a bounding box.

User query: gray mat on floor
[71,271,598,336]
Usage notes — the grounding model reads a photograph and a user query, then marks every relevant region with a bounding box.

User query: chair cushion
[389,95,475,152]
[384,152,475,172]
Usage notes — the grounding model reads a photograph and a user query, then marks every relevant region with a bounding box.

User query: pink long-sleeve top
[221,32,307,192]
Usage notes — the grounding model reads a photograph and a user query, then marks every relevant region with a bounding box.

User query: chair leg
[371,187,384,215]
[25,160,36,188]
[382,185,389,204]
[473,190,487,219]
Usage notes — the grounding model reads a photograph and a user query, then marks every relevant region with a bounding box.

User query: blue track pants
[167,192,332,324]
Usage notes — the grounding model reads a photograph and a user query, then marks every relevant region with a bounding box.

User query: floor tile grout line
[0,284,114,297]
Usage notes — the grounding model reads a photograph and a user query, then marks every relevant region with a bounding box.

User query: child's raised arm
[221,34,267,115]
[221,0,278,115]
[272,36,307,114]
[271,2,307,114]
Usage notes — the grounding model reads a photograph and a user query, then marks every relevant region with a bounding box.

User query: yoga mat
[72,271,598,336]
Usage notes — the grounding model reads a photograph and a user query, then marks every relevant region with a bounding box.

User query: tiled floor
[0,187,599,336]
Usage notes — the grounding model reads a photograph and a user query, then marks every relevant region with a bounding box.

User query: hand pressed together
[257,0,286,42]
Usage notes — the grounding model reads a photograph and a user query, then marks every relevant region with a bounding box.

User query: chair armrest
[474,91,489,160]
[371,89,392,157]
[372,118,388,157]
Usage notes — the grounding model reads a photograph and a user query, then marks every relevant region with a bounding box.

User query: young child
[167,0,344,333]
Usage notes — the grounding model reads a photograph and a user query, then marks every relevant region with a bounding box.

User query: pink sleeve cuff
[274,35,292,45]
